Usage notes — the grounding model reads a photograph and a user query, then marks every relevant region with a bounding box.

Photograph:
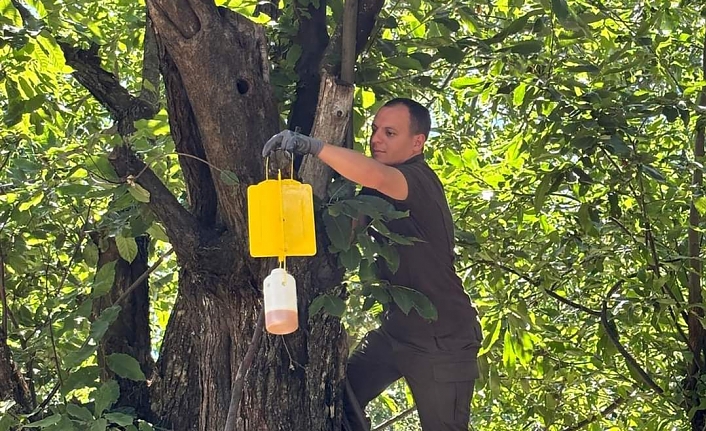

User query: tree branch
[114,248,174,307]
[372,405,416,431]
[687,29,706,375]
[59,41,158,135]
[108,145,200,253]
[322,0,385,76]
[224,309,264,431]
[287,0,330,136]
[469,258,602,316]
[600,281,664,394]
[561,396,626,431]
[140,15,161,109]
[158,46,217,226]
[299,73,355,198]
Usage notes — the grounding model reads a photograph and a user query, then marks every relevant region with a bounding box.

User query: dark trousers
[343,329,477,431]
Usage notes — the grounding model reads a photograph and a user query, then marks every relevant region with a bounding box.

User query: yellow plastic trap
[247,157,316,261]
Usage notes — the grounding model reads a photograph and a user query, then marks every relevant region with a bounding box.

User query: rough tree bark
[92,235,154,420]
[686,30,706,431]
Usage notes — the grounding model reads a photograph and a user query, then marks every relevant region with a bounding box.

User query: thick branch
[140,16,161,108]
[322,0,385,75]
[287,1,330,136]
[59,42,158,135]
[687,30,706,372]
[109,145,200,253]
[299,73,355,198]
[158,42,217,225]
[147,2,280,233]
[600,281,664,394]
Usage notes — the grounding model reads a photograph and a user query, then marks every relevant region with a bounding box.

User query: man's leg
[401,358,477,431]
[344,330,402,431]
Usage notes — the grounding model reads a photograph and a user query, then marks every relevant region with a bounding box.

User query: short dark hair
[383,98,431,138]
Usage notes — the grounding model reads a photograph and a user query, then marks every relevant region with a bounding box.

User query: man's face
[370,104,425,166]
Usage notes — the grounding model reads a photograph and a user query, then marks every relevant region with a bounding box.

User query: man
[263,98,482,431]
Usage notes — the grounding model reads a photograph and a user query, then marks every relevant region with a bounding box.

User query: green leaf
[62,366,100,395]
[534,173,553,213]
[386,56,424,70]
[502,329,516,370]
[147,223,169,242]
[220,169,239,185]
[408,290,438,321]
[309,294,346,318]
[437,46,465,63]
[359,259,377,281]
[503,40,543,55]
[66,404,94,423]
[450,76,484,90]
[387,285,414,315]
[22,414,61,428]
[641,164,666,182]
[89,418,108,431]
[104,412,135,426]
[92,261,117,298]
[606,134,631,156]
[323,212,350,251]
[106,353,146,381]
[94,380,119,417]
[116,235,138,263]
[369,285,391,304]
[695,197,706,216]
[379,245,400,274]
[486,10,539,44]
[128,184,150,203]
[551,0,570,20]
[339,245,361,271]
[89,305,122,342]
[478,318,503,356]
[138,422,155,431]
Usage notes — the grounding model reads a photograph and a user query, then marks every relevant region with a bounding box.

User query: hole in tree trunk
[237,79,250,95]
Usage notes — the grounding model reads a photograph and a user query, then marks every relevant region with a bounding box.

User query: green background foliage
[1,0,706,429]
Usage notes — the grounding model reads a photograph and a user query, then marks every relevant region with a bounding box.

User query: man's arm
[317,144,408,200]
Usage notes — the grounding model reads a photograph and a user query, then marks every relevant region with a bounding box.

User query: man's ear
[413,134,426,151]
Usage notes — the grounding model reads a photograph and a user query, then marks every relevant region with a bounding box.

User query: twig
[600,281,663,394]
[469,258,602,315]
[43,261,63,388]
[113,247,174,307]
[372,405,416,431]
[543,287,601,317]
[561,396,626,431]
[0,243,7,337]
[224,309,265,431]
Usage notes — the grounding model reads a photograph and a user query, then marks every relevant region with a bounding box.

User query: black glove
[262,130,324,158]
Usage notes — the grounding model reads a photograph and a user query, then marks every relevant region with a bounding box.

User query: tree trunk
[70,0,385,428]
[687,31,706,431]
[92,235,154,420]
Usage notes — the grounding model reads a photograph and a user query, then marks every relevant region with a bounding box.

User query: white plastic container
[263,268,299,335]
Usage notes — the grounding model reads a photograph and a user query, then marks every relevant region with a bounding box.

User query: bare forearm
[317,144,385,189]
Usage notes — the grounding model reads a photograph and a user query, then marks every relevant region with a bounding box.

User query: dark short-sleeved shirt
[360,154,482,359]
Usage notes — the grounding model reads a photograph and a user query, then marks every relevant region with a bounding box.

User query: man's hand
[262,130,324,158]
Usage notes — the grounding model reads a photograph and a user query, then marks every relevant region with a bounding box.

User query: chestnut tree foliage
[1,0,706,430]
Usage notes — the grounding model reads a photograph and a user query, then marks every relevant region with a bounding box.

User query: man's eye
[386,131,395,137]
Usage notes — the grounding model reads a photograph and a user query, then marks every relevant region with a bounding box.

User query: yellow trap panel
[247,178,317,258]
